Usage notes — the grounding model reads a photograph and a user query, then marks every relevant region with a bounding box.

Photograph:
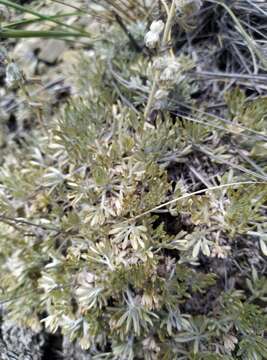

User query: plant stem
[144,71,159,119]
[144,0,176,119]
[162,0,176,46]
[124,181,265,223]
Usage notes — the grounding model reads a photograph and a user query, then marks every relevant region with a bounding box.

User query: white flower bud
[144,20,165,49]
[145,31,160,49]
[150,20,165,34]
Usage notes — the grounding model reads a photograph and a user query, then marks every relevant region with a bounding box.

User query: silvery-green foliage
[0,2,267,359]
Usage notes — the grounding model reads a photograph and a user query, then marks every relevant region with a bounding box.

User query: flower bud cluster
[153,56,184,106]
[144,20,165,49]
[155,57,183,84]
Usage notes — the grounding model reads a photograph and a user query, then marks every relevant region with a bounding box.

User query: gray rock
[38,40,66,64]
[0,320,44,360]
